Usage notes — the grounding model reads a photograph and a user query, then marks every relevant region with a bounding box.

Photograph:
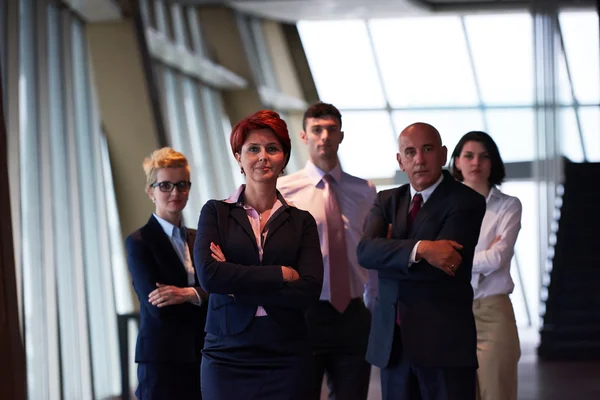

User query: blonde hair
[143,147,190,189]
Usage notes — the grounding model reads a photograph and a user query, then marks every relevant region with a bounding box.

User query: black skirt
[201,316,313,400]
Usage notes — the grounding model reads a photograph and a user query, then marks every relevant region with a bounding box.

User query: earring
[152,198,156,203]
[240,167,245,175]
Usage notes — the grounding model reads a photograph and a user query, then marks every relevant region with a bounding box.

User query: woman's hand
[149,283,197,307]
[210,242,226,262]
[281,266,300,282]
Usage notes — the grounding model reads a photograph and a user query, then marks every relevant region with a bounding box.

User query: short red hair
[230,110,292,167]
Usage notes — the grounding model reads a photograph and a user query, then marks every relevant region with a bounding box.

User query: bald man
[357,123,486,400]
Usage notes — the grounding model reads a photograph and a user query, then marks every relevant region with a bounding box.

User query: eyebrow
[246,142,281,146]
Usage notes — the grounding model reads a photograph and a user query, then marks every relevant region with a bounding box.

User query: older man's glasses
[152,181,192,193]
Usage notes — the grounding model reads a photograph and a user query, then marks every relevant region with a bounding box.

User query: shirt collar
[304,160,343,187]
[225,184,290,208]
[153,213,184,239]
[486,186,501,203]
[410,172,444,203]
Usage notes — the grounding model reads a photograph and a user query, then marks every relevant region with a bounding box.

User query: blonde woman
[126,147,208,399]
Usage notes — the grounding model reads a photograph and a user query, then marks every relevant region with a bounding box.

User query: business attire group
[126,107,523,400]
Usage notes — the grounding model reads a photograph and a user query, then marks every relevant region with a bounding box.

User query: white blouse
[471,186,522,300]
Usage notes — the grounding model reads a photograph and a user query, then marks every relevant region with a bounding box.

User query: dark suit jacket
[357,171,486,368]
[126,215,208,363]
[194,193,324,339]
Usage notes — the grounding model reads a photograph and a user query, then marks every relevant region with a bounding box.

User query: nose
[414,150,425,165]
[258,148,267,161]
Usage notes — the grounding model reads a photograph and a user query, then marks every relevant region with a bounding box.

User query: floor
[321,328,600,400]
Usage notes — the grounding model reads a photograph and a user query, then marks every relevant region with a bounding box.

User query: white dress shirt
[153,214,201,304]
[409,173,444,264]
[471,187,522,300]
[277,161,378,308]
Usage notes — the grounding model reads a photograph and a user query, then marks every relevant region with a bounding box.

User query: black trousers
[380,326,476,400]
[136,361,201,400]
[306,299,372,400]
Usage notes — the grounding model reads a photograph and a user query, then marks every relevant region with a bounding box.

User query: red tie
[408,193,423,230]
[323,174,351,313]
[397,193,424,325]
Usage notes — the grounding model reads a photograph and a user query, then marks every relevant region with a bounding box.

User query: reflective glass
[485,108,535,162]
[392,109,486,159]
[558,108,584,162]
[464,14,534,105]
[298,20,386,109]
[338,111,398,179]
[580,106,600,161]
[559,11,600,104]
[369,16,478,107]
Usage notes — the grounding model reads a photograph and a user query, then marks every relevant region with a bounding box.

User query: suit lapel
[263,208,290,249]
[144,216,188,285]
[230,206,259,251]
[186,229,199,286]
[395,188,411,238]
[410,172,453,235]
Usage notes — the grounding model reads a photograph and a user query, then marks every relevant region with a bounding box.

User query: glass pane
[369,17,478,107]
[580,106,600,161]
[392,109,486,161]
[485,108,535,162]
[338,111,398,179]
[501,180,539,328]
[558,108,584,162]
[557,48,574,106]
[560,11,600,104]
[298,20,386,109]
[464,13,534,105]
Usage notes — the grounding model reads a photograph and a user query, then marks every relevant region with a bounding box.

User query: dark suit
[194,193,324,400]
[357,171,486,400]
[126,215,208,400]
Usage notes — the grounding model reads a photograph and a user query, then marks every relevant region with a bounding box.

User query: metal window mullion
[460,15,489,132]
[186,7,206,57]
[61,8,94,398]
[36,1,61,398]
[250,18,278,91]
[17,0,52,397]
[557,15,587,161]
[170,2,188,49]
[182,79,213,207]
[153,0,168,35]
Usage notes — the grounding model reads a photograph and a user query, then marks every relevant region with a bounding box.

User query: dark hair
[450,131,506,186]
[302,102,342,131]
[230,110,292,167]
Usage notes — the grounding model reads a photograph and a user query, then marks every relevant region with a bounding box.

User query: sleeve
[357,192,419,274]
[472,197,522,276]
[233,213,324,310]
[126,234,194,319]
[193,201,284,295]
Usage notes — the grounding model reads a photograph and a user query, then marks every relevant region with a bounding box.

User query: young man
[278,102,377,400]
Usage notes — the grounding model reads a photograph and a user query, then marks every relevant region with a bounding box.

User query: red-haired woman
[194,110,324,399]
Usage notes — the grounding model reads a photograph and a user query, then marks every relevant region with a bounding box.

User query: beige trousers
[473,294,520,400]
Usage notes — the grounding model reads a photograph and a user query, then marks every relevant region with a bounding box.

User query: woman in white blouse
[450,131,521,400]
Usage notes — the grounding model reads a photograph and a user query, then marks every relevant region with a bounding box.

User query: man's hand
[416,240,463,276]
[282,266,300,282]
[149,283,197,307]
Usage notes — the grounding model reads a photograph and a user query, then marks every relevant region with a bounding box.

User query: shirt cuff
[409,240,421,267]
[190,288,202,306]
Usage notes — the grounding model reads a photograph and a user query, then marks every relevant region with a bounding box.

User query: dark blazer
[357,171,486,368]
[126,215,208,363]
[194,194,324,339]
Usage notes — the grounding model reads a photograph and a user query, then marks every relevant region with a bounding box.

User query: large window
[9,0,121,397]
[299,10,599,328]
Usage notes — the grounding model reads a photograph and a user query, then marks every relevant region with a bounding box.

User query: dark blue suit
[126,215,208,400]
[194,193,324,400]
[357,171,486,400]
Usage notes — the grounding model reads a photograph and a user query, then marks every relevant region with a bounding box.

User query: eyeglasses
[151,180,192,193]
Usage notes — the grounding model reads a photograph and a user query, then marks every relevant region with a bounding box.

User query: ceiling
[176,0,594,22]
